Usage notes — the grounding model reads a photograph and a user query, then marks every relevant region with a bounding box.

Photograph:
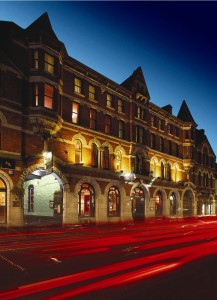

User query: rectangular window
[118,99,123,113]
[168,124,173,135]
[151,115,157,127]
[28,186,34,212]
[176,144,179,157]
[106,94,112,107]
[105,115,111,134]
[135,126,139,143]
[160,137,164,152]
[44,84,54,109]
[90,109,97,130]
[159,119,164,131]
[139,127,143,144]
[34,50,39,69]
[168,140,172,155]
[118,120,124,139]
[175,127,179,137]
[137,106,141,119]
[89,85,95,100]
[44,53,54,74]
[74,78,82,94]
[151,133,155,149]
[72,102,79,124]
[34,83,39,106]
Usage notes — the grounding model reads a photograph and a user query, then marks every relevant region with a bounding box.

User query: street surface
[1,217,217,299]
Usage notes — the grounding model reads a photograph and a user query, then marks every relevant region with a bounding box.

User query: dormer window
[44,53,54,74]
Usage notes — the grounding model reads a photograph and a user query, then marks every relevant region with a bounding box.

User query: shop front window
[0,178,6,223]
[108,186,120,217]
[78,183,95,217]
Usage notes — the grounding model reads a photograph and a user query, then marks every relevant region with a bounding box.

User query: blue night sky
[1,1,217,157]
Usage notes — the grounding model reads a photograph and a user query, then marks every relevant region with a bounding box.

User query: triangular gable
[177,100,197,125]
[25,12,58,41]
[196,129,216,157]
[121,66,150,101]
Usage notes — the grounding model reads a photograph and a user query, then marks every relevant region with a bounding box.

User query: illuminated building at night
[0,13,216,227]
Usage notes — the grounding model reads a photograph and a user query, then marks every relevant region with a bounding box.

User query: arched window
[28,185,34,212]
[155,191,163,216]
[0,178,7,223]
[103,146,109,169]
[161,162,165,179]
[152,160,157,178]
[78,183,95,217]
[136,154,144,175]
[91,143,98,167]
[116,150,122,172]
[166,163,171,181]
[174,165,178,182]
[210,174,213,188]
[198,171,201,186]
[0,119,2,149]
[75,139,82,163]
[108,186,120,217]
[170,192,177,216]
[183,189,194,217]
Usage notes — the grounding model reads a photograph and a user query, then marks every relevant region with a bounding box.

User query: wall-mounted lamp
[122,172,136,184]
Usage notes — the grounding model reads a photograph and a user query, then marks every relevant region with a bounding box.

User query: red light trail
[1,219,217,299]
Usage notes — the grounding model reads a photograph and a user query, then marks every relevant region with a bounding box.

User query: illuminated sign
[0,158,15,169]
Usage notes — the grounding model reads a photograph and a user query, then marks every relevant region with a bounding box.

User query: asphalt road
[1,218,217,299]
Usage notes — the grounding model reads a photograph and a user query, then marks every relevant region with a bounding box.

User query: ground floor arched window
[108,186,120,217]
[155,191,163,217]
[0,178,7,223]
[78,183,95,217]
[183,189,194,217]
[170,192,177,216]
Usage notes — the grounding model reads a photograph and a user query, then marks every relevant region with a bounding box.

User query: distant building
[0,13,216,227]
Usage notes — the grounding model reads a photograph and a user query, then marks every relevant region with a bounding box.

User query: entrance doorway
[183,189,194,217]
[24,169,63,225]
[0,178,6,223]
[131,187,145,221]
[155,191,163,217]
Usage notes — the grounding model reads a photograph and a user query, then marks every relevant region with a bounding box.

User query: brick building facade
[0,13,216,227]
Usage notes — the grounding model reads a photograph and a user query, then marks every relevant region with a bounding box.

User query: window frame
[72,102,79,124]
[108,186,120,217]
[44,83,54,109]
[44,52,54,74]
[90,108,97,130]
[74,78,82,94]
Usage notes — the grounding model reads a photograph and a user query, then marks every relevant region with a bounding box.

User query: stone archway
[183,189,194,217]
[21,165,69,226]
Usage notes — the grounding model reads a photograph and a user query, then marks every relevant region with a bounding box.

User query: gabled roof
[195,129,216,157]
[25,12,58,41]
[177,100,197,125]
[121,66,150,100]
